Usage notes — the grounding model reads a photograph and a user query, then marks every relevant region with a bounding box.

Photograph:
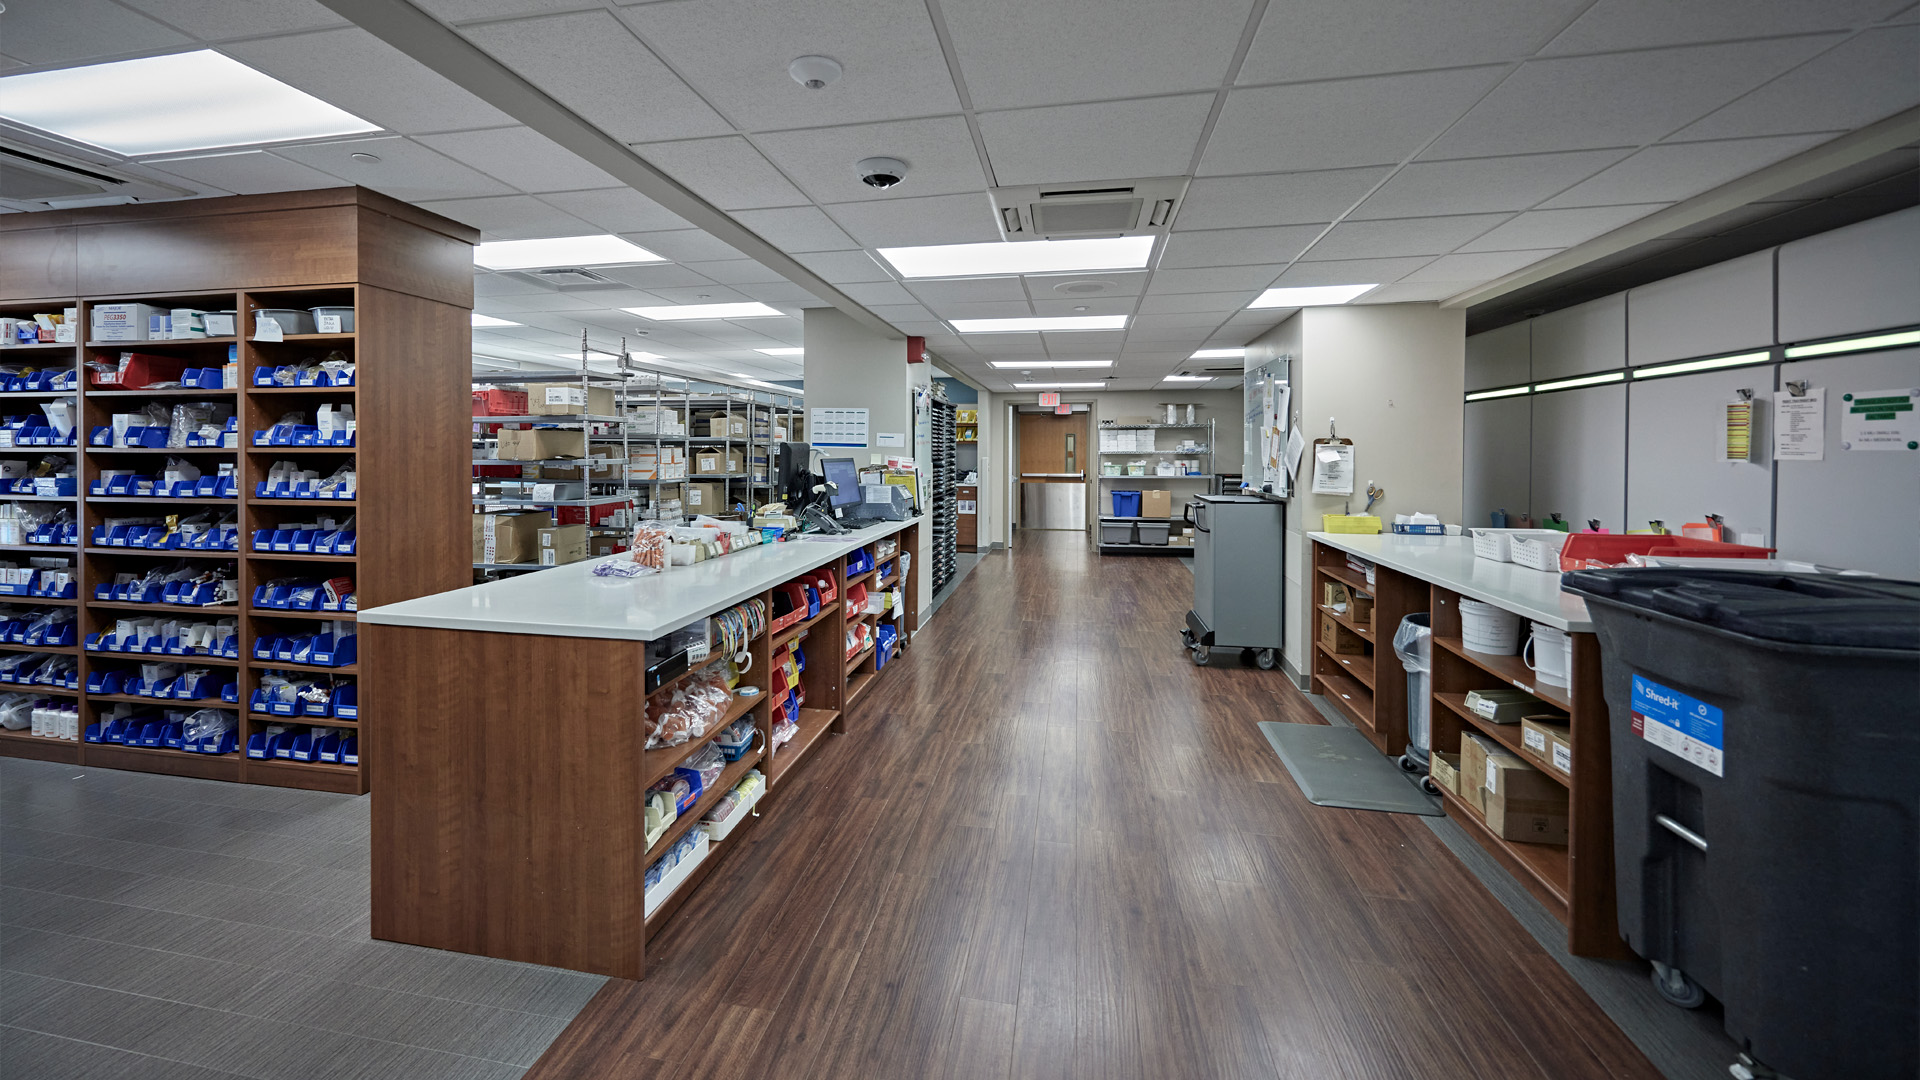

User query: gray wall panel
[1774,347,1920,577]
[1465,321,1529,390]
[1777,206,1920,344]
[1531,294,1625,380]
[1627,250,1774,365]
[1530,383,1626,532]
[1626,367,1777,544]
[1464,397,1532,528]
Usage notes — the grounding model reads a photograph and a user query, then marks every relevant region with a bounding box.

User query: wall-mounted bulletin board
[1243,356,1290,495]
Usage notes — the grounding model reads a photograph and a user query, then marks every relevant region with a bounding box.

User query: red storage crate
[1558,533,1775,571]
[771,582,809,634]
[554,504,618,526]
[91,351,187,388]
[806,570,836,605]
[474,464,521,478]
[472,388,528,416]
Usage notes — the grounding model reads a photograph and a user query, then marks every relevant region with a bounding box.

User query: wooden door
[1018,412,1087,478]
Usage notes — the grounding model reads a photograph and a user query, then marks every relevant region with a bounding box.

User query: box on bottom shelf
[643,832,709,919]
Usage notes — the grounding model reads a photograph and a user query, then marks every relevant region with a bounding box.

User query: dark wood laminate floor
[528,531,1663,1080]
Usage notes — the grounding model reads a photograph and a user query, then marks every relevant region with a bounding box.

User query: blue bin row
[253,366,354,387]
[88,417,238,450]
[0,654,79,690]
[253,480,354,501]
[251,527,356,556]
[874,623,899,671]
[20,522,78,546]
[93,522,240,552]
[89,666,237,703]
[86,716,237,756]
[1,370,76,393]
[0,477,75,497]
[3,418,77,446]
[253,579,353,612]
[847,547,875,575]
[1,613,76,647]
[91,473,238,499]
[88,628,241,658]
[0,572,78,599]
[247,725,357,765]
[177,367,231,389]
[95,577,233,606]
[253,425,354,447]
[252,631,356,668]
[250,678,356,719]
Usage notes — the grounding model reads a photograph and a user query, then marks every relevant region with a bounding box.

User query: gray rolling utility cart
[1182,494,1285,668]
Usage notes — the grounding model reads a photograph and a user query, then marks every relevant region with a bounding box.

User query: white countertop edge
[1306,531,1593,632]
[362,518,915,641]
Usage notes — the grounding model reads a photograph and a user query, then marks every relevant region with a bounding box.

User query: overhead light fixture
[1190,348,1245,359]
[475,235,663,270]
[1632,351,1772,379]
[1162,375,1212,383]
[756,347,804,356]
[988,360,1111,368]
[1013,381,1105,389]
[952,315,1127,333]
[625,302,783,320]
[470,314,521,328]
[1464,385,1531,401]
[1534,371,1625,393]
[0,50,379,156]
[1249,284,1378,308]
[878,236,1154,279]
[1784,329,1920,359]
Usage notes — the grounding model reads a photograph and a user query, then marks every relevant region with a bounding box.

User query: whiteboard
[1774,347,1920,577]
[1242,357,1290,495]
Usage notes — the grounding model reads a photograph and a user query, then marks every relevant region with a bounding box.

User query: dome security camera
[789,55,842,90]
[857,157,908,189]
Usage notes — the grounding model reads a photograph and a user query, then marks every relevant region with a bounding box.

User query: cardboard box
[1319,611,1366,654]
[1140,489,1172,518]
[537,524,590,566]
[1323,581,1352,610]
[1522,716,1573,776]
[695,449,744,475]
[496,427,586,461]
[529,385,615,416]
[473,511,553,565]
[1483,751,1569,844]
[1429,751,1461,794]
[590,536,626,557]
[685,482,726,514]
[1458,733,1498,816]
[702,416,749,438]
[541,461,617,481]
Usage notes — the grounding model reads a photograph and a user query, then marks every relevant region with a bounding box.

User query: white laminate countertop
[1306,532,1593,632]
[361,519,915,642]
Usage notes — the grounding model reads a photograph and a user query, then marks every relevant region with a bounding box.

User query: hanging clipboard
[1310,435,1354,496]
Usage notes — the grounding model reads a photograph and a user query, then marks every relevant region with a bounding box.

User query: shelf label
[1631,674,1724,777]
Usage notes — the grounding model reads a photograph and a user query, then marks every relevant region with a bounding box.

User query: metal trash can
[1563,568,1920,1080]
[1392,614,1434,788]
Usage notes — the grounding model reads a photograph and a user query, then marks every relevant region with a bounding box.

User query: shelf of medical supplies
[90,601,238,615]
[0,728,79,763]
[844,670,876,705]
[8,598,76,608]
[0,642,80,656]
[86,337,238,349]
[249,608,355,622]
[1433,636,1573,713]
[1316,562,1373,597]
[647,743,763,873]
[770,601,836,652]
[843,643,874,675]
[0,543,75,553]
[250,659,358,676]
[769,706,837,786]
[2,684,78,697]
[0,392,78,402]
[875,572,898,589]
[0,495,78,503]
[471,457,620,468]
[86,388,238,398]
[248,715,359,729]
[472,414,624,425]
[1316,604,1374,641]
[0,344,78,354]
[87,692,222,707]
[119,654,238,668]
[85,548,239,561]
[1315,668,1373,729]
[85,497,237,506]
[244,445,354,453]
[251,498,355,507]
[266,332,356,343]
[639,690,759,792]
[471,496,629,508]
[1315,640,1374,689]
[471,562,546,573]
[848,609,876,626]
[91,447,235,455]
[82,741,241,782]
[250,385,357,395]
[1438,777,1570,901]
[844,568,875,588]
[1097,449,1209,455]
[244,755,361,793]
[1433,692,1571,791]
[248,552,358,564]
[1100,422,1209,430]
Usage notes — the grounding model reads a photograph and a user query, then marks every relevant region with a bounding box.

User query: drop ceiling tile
[1204,67,1507,175]
[475,272,578,298]
[979,96,1215,186]
[1273,256,1436,285]
[1145,266,1286,295]
[926,300,1039,320]
[941,0,1257,109]
[1123,326,1212,343]
[632,136,809,210]
[731,207,859,253]
[117,0,348,38]
[1401,249,1560,282]
[623,229,745,263]
[1456,204,1666,252]
[142,151,346,196]
[737,281,824,304]
[275,136,514,201]
[473,292,608,314]
[643,285,754,305]
[1676,26,1920,140]
[906,278,1030,304]
[596,264,720,289]
[1131,312,1232,330]
[1423,36,1842,159]
[826,192,999,247]
[1352,149,1631,219]
[680,259,790,285]
[413,194,597,238]
[615,0,959,131]
[1174,168,1389,231]
[958,334,1050,354]
[1041,330,1126,351]
[1238,0,1586,83]
[751,117,987,204]
[1541,133,1834,207]
[418,127,620,193]
[415,0,596,19]
[1135,291,1258,314]
[0,0,189,64]
[794,250,898,283]
[1157,225,1326,269]
[225,29,514,136]
[838,281,918,306]
[865,303,939,324]
[1356,281,1478,303]
[1302,214,1510,260]
[537,187,692,233]
[1026,272,1148,298]
[460,12,731,144]
[1542,0,1907,54]
[1028,297,1140,317]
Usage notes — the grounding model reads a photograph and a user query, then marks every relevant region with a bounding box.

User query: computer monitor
[777,441,810,502]
[822,457,862,509]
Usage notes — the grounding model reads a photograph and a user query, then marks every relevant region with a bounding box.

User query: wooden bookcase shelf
[0,189,476,794]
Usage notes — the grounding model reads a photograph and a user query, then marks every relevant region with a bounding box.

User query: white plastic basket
[1472,530,1513,562]
[1459,598,1522,655]
[1509,532,1569,572]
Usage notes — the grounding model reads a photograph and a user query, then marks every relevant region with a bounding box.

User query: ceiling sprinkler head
[789,55,843,90]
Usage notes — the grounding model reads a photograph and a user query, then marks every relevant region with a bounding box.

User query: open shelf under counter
[0,684,79,697]
[85,337,238,349]
[1433,692,1570,789]
[0,728,80,762]
[90,447,236,455]
[644,745,764,881]
[0,543,75,554]
[1436,781,1571,917]
[88,692,226,708]
[0,642,80,656]
[1313,667,1374,732]
[249,385,358,395]
[250,498,356,508]
[1434,636,1573,713]
[88,652,241,668]
[0,494,79,503]
[1316,603,1374,642]
[84,497,238,506]
[769,706,837,785]
[249,659,358,676]
[81,741,241,781]
[1315,561,1374,596]
[845,670,876,705]
[770,601,837,652]
[89,601,239,615]
[249,608,356,622]
[85,548,240,560]
[85,387,238,398]
[639,689,759,792]
[1315,640,1374,689]
[843,643,874,675]
[245,551,359,564]
[844,568,876,588]
[242,754,362,794]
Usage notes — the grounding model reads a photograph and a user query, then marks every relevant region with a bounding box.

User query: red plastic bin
[472,388,528,416]
[92,351,187,388]
[1557,533,1775,571]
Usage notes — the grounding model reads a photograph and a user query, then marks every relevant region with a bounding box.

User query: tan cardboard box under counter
[1429,751,1461,794]
[1483,752,1569,844]
[1320,612,1366,655]
[1521,716,1572,776]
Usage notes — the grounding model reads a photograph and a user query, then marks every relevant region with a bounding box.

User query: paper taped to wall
[1774,387,1824,461]
[1311,442,1354,495]
[1839,387,1918,452]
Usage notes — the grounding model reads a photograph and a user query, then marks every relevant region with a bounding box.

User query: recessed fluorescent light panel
[1012,382,1105,389]
[1249,284,1378,308]
[755,347,804,356]
[988,360,1111,369]
[1190,348,1245,359]
[470,314,521,328]
[1783,329,1920,359]
[625,303,783,321]
[0,50,380,156]
[951,315,1127,333]
[475,235,663,270]
[1534,371,1625,393]
[1162,375,1213,383]
[1632,351,1771,379]
[877,236,1153,279]
[1464,385,1531,401]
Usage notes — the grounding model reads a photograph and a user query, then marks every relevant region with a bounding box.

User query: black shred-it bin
[1562,569,1920,1080]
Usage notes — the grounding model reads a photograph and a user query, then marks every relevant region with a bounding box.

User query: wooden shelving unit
[1307,541,1423,756]
[0,188,476,794]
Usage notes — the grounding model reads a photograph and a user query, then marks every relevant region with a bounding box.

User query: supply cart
[1181,495,1284,667]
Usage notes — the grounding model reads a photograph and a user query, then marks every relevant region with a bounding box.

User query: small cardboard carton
[537,524,590,566]
[528,385,615,416]
[1140,489,1172,518]
[1458,732,1500,816]
[1319,611,1366,655]
[473,511,553,565]
[696,449,744,475]
[1521,716,1573,776]
[685,482,726,513]
[1429,751,1462,795]
[1483,751,1570,844]
[497,427,585,461]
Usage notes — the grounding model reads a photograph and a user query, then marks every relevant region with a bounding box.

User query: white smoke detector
[788,56,843,90]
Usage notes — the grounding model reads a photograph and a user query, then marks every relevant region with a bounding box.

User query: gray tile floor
[0,757,606,1079]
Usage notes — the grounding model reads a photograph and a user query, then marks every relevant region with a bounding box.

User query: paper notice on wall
[1773,387,1824,461]
[811,407,869,448]
[1310,442,1354,495]
[1285,426,1306,481]
[877,432,904,447]
[1839,387,1919,452]
[253,316,283,342]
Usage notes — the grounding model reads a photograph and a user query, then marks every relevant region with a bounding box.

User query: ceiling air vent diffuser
[503,267,626,292]
[0,139,194,209]
[990,176,1189,241]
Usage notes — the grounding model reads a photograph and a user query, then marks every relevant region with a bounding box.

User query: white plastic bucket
[1459,598,1522,655]
[1524,624,1572,686]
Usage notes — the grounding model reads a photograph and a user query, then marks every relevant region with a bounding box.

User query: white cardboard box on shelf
[643,832,709,918]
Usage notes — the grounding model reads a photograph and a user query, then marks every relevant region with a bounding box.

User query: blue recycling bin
[1111,490,1141,517]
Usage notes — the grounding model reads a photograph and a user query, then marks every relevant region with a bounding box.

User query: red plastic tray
[1558,533,1775,571]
